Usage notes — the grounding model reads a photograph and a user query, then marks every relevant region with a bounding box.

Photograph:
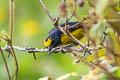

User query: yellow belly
[61,28,85,45]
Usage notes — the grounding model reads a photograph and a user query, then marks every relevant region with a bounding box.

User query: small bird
[44,22,85,51]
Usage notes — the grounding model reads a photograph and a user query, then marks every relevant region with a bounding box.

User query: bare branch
[92,62,120,80]
[39,0,67,35]
[0,36,8,41]
[71,14,94,29]
[10,0,14,42]
[70,51,120,80]
[0,47,11,80]
[9,0,18,80]
[39,0,54,22]
[66,0,77,22]
[64,25,92,53]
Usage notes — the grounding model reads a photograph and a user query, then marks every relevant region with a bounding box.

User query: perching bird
[44,22,85,51]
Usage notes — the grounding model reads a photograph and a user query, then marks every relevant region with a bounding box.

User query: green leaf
[101,67,120,80]
[101,73,111,80]
[105,10,120,35]
[108,31,120,66]
[87,49,106,62]
[96,0,109,18]
[116,4,120,11]
[108,31,120,53]
[112,67,120,78]
[89,20,106,41]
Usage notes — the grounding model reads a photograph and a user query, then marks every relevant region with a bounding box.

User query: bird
[44,22,85,51]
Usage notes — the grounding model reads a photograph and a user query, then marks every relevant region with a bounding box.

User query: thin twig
[9,42,18,80]
[9,0,18,80]
[0,36,8,41]
[82,58,120,80]
[82,17,100,62]
[39,0,54,22]
[71,51,120,80]
[92,62,120,80]
[70,14,94,29]
[64,25,92,52]
[39,0,66,35]
[68,0,81,20]
[66,0,77,22]
[0,36,14,57]
[100,27,107,45]
[0,47,11,80]
[10,0,14,42]
[54,18,67,34]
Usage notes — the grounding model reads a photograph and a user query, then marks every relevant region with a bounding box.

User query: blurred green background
[0,0,89,80]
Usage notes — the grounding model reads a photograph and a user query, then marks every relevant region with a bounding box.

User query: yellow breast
[61,28,85,45]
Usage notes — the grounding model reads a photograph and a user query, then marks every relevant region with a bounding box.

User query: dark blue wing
[49,22,83,35]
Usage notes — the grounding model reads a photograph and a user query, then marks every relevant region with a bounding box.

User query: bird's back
[49,22,85,45]
[49,22,83,35]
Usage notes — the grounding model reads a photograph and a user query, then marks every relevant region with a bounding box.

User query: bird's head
[44,33,61,51]
[44,34,55,51]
